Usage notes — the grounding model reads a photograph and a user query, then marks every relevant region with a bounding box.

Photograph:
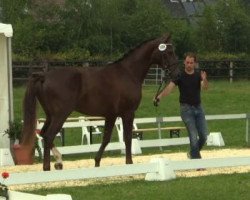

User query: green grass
[25,173,250,200]
[13,80,250,198]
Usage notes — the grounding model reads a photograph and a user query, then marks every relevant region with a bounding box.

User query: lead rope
[153,80,163,107]
[153,67,170,107]
[154,52,166,108]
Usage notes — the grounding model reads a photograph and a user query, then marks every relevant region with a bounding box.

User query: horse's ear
[165,33,171,41]
[160,33,171,43]
[167,33,171,40]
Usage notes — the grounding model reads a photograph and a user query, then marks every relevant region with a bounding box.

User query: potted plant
[4,120,42,164]
[4,120,22,145]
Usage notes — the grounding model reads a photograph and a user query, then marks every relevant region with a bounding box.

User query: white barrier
[35,137,190,156]
[8,191,72,200]
[134,113,249,144]
[35,113,249,156]
[207,132,225,146]
[38,113,248,145]
[1,156,250,186]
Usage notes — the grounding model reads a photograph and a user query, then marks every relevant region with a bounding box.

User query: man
[155,52,208,159]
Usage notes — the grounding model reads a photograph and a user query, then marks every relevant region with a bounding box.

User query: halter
[158,43,179,77]
[153,43,179,107]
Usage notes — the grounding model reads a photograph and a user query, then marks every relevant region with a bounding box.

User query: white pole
[7,37,14,122]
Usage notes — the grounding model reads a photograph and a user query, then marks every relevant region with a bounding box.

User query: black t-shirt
[172,70,201,106]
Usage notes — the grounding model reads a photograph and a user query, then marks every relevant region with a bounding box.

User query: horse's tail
[21,72,44,147]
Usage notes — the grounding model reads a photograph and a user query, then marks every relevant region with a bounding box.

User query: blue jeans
[180,103,208,159]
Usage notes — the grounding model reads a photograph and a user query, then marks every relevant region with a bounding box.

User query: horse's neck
[121,43,154,83]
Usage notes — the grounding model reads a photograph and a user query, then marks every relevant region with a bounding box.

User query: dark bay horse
[16,34,180,171]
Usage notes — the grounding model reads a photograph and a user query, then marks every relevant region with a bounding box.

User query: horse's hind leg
[42,116,68,171]
[41,118,63,168]
[122,112,134,164]
[95,116,116,167]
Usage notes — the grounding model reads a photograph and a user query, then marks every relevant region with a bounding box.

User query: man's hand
[201,71,207,81]
[201,71,208,90]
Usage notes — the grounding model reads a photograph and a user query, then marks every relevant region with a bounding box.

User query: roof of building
[163,0,216,23]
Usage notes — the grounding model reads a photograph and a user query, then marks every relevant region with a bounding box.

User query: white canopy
[0,23,13,37]
[0,23,13,149]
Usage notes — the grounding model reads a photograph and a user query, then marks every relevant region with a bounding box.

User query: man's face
[184,56,196,73]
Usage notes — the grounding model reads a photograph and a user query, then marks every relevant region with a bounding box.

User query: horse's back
[40,66,141,117]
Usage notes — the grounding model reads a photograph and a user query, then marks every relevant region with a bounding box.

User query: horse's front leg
[95,116,116,167]
[43,137,63,170]
[122,111,134,165]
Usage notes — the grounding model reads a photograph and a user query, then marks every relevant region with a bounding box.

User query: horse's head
[150,34,180,80]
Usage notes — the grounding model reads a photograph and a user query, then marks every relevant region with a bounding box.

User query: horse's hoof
[95,163,100,167]
[94,158,100,167]
[54,162,63,170]
[95,161,100,167]
[126,160,133,164]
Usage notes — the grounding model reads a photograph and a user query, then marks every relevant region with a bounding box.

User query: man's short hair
[184,52,197,62]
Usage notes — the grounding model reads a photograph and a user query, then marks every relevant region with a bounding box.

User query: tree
[121,0,173,49]
[1,0,30,23]
[214,0,250,53]
[195,0,250,54]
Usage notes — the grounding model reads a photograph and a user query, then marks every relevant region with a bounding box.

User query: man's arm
[157,81,176,100]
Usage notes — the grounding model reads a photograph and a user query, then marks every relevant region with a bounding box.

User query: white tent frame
[0,23,13,148]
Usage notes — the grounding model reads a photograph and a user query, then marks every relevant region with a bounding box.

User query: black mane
[111,38,155,65]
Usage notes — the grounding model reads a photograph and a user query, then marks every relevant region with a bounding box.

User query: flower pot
[12,144,34,165]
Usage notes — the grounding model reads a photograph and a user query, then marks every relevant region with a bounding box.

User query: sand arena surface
[1,148,250,191]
